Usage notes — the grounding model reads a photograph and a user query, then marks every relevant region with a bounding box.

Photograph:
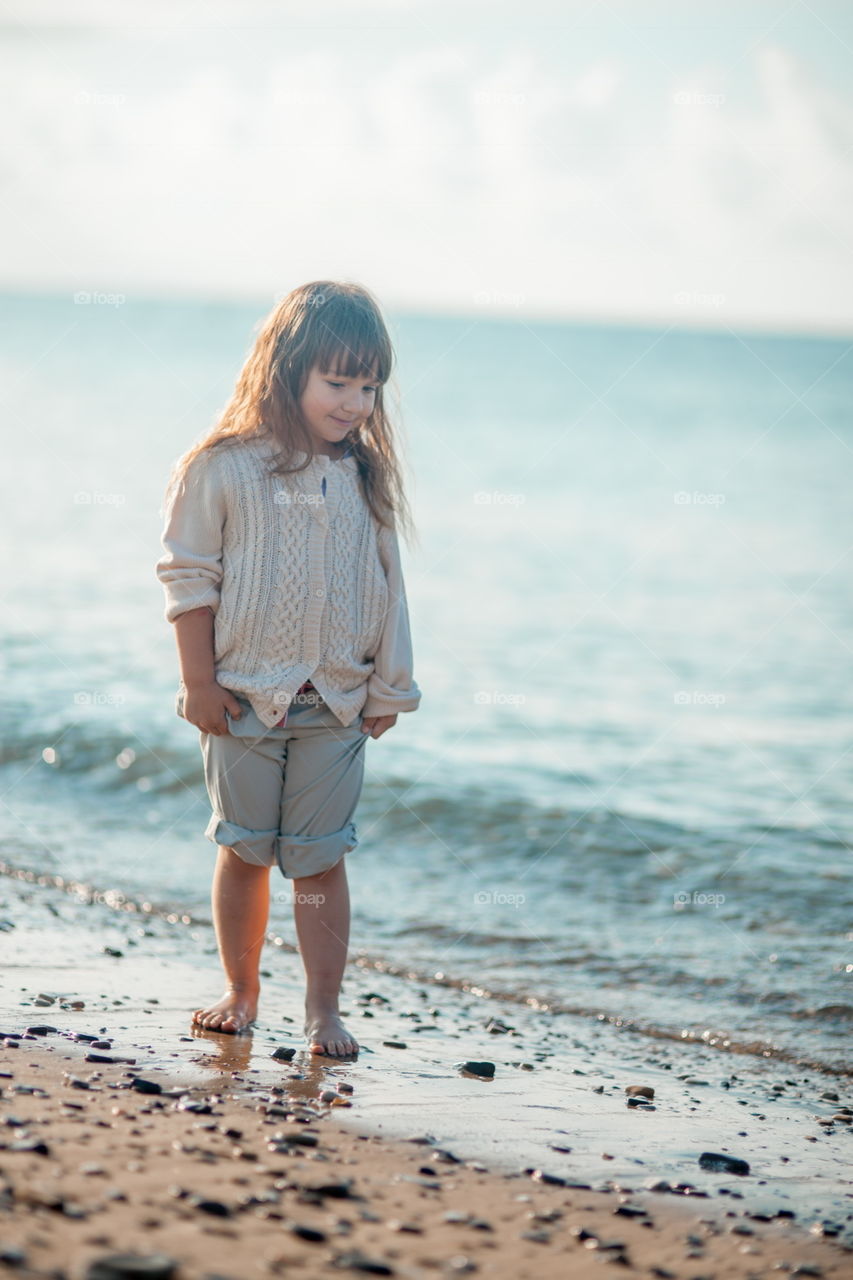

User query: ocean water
[1,291,851,1073]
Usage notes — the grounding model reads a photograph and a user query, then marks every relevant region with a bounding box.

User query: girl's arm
[155,451,226,622]
[361,523,422,720]
[156,451,241,734]
[174,605,216,689]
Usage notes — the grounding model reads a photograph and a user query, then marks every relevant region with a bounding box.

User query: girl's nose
[343,391,370,414]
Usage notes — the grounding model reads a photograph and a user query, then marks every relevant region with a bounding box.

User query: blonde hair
[163,280,416,544]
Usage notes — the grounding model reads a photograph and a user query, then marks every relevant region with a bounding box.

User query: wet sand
[1,867,851,1277]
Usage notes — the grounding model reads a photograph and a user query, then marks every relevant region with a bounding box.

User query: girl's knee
[218,844,272,872]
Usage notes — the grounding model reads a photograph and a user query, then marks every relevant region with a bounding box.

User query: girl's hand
[360,712,397,740]
[183,681,244,736]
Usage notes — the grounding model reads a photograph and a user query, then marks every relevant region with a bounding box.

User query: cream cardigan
[155,435,421,729]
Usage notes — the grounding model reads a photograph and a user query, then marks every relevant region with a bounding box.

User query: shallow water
[1,876,851,1243]
[1,292,851,1073]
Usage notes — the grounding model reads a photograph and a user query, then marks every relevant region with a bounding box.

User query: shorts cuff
[277,821,359,880]
[204,813,277,866]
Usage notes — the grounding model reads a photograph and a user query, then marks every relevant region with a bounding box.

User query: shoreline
[2,860,848,1081]
[1,866,851,1275]
[2,1033,850,1280]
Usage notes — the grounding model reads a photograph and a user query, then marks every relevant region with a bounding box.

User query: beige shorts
[187,686,369,879]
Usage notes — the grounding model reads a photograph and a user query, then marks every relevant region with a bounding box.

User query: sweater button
[315,587,326,599]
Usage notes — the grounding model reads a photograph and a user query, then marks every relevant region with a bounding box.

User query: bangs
[311,296,392,384]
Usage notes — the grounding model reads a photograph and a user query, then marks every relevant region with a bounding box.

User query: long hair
[163,281,416,544]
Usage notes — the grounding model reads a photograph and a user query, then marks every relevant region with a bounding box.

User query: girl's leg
[292,854,358,1055]
[193,845,271,1033]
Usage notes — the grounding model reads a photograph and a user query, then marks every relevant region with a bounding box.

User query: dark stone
[305,1180,355,1199]
[290,1223,327,1243]
[458,1060,495,1079]
[271,1046,296,1062]
[85,1255,177,1280]
[270,1132,318,1148]
[189,1197,231,1217]
[529,1168,566,1186]
[330,1251,394,1275]
[698,1151,750,1176]
[9,1139,50,1156]
[25,1026,57,1036]
[102,947,124,957]
[129,1078,163,1095]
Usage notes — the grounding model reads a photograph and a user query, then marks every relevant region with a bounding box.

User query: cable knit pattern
[155,435,421,729]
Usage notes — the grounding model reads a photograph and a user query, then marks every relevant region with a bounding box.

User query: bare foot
[304,1008,359,1056]
[192,985,258,1034]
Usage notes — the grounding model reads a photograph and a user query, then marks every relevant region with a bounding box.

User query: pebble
[271,1046,295,1062]
[331,1250,394,1275]
[129,1078,163,1095]
[189,1196,231,1217]
[529,1168,566,1186]
[698,1151,750,1176]
[625,1085,655,1099]
[85,1255,178,1279]
[289,1222,327,1242]
[9,1138,50,1155]
[457,1060,495,1079]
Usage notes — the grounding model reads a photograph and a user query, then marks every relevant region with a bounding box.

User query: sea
[1,290,851,1075]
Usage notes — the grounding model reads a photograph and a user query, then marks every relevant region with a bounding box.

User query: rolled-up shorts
[181,685,369,879]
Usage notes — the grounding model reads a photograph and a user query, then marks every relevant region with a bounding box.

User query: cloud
[0,15,850,332]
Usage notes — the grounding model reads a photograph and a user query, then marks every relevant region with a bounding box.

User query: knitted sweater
[155,434,421,729]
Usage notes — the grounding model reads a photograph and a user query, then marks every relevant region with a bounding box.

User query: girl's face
[299,363,380,456]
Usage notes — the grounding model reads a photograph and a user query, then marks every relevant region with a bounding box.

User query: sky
[2,0,852,334]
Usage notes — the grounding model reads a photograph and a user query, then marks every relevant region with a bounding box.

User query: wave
[2,857,849,1079]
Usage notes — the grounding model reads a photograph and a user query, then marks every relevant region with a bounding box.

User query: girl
[155,281,421,1057]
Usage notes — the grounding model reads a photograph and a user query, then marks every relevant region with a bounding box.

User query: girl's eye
[327,381,378,393]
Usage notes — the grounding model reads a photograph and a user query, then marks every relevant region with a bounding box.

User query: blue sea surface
[1,291,851,1072]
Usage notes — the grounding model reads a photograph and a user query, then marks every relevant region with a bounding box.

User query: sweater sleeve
[155,450,227,624]
[361,523,422,718]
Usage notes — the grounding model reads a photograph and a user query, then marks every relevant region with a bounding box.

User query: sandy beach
[1,866,851,1279]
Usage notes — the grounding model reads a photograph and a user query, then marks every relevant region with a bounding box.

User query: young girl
[155,281,421,1057]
